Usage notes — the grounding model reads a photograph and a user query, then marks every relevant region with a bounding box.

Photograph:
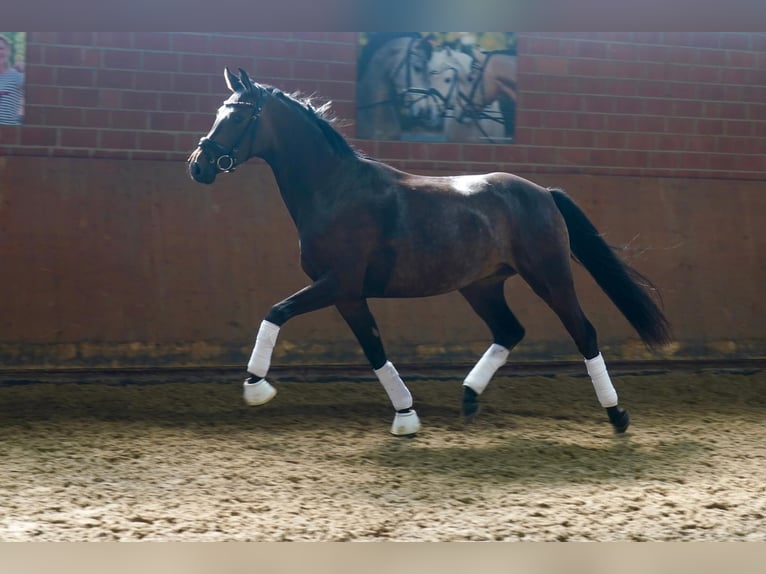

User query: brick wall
[1,31,766,370]
[1,32,764,179]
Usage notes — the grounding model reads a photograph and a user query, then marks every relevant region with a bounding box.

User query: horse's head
[387,36,442,130]
[188,67,265,184]
[427,48,473,114]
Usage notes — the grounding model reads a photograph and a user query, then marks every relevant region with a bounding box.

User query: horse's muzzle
[188,148,217,185]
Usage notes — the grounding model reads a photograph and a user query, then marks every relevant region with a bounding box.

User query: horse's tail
[549,188,672,350]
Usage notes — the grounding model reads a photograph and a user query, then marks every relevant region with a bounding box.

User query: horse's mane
[260,86,363,159]
[357,32,420,78]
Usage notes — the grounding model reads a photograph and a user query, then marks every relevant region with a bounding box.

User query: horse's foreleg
[459,280,525,421]
[243,275,339,406]
[335,299,420,436]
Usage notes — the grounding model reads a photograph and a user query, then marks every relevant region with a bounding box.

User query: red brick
[111,110,149,130]
[595,132,626,149]
[100,130,138,149]
[181,54,219,74]
[431,143,463,162]
[718,103,748,120]
[719,33,751,51]
[60,128,99,148]
[544,112,578,130]
[172,74,212,95]
[616,150,651,167]
[532,56,569,76]
[325,63,355,83]
[626,133,658,150]
[142,52,181,72]
[122,92,160,110]
[97,90,123,109]
[134,33,171,52]
[667,82,697,99]
[532,129,565,147]
[605,115,637,131]
[62,88,100,108]
[582,95,615,114]
[56,67,96,87]
[43,107,84,127]
[572,114,603,132]
[724,121,754,137]
[158,93,197,113]
[94,33,134,49]
[134,71,173,92]
[56,32,94,46]
[103,50,142,70]
[292,60,329,81]
[83,109,110,127]
[43,46,83,66]
[81,49,102,68]
[96,69,135,90]
[24,65,53,86]
[251,38,300,60]
[20,127,57,146]
[139,132,177,151]
[171,33,211,53]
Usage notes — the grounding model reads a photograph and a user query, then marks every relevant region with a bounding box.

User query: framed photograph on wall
[356,32,517,144]
[0,32,25,125]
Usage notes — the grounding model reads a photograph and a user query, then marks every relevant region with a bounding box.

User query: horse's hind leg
[517,256,630,433]
[459,279,525,421]
[335,299,421,436]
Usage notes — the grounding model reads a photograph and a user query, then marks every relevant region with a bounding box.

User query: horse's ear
[224,67,243,93]
[417,37,433,59]
[238,68,256,93]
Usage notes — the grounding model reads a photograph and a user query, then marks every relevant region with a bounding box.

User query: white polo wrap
[374,361,413,411]
[247,320,281,378]
[463,343,509,395]
[585,352,618,407]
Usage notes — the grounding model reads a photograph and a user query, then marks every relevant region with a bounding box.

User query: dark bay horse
[188,68,672,437]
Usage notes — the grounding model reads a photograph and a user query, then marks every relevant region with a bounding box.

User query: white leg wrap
[463,344,509,395]
[374,361,413,411]
[585,353,618,408]
[247,320,280,378]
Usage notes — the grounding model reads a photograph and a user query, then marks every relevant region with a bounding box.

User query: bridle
[357,37,444,115]
[191,96,263,173]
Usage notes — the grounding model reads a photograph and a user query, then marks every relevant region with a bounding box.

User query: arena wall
[1,32,764,370]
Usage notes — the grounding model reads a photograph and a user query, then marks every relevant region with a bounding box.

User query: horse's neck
[263,116,353,228]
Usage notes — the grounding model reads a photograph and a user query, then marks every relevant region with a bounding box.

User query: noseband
[193,97,263,173]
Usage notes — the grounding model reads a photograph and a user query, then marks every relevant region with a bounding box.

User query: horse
[356,33,444,141]
[456,46,518,141]
[427,47,506,143]
[188,68,672,437]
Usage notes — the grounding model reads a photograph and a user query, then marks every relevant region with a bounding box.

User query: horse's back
[352,165,564,297]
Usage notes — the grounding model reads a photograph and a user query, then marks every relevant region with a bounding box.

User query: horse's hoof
[391,409,421,437]
[243,377,277,406]
[462,385,481,422]
[606,406,630,434]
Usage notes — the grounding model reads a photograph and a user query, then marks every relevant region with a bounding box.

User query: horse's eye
[231,114,244,124]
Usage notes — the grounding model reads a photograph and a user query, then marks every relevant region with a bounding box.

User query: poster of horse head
[356,32,517,143]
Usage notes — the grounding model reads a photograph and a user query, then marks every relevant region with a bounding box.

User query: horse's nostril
[190,161,201,178]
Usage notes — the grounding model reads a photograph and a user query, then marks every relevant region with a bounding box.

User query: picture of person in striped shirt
[0,33,24,125]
